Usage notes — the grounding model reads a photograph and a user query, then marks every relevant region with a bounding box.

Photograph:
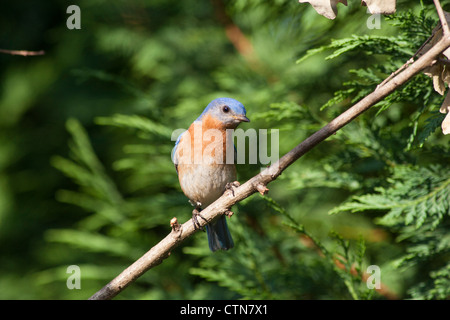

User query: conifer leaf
[95,114,173,138]
[332,165,450,232]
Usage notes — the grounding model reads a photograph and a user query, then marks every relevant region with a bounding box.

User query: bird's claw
[192,208,207,231]
[225,181,240,197]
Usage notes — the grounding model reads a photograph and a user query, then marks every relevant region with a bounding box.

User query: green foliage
[331,165,450,275]
[280,206,374,300]
[331,165,449,229]
[0,0,449,300]
[300,5,442,148]
[295,3,450,300]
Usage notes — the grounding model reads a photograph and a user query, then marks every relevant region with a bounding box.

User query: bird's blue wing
[171,131,186,174]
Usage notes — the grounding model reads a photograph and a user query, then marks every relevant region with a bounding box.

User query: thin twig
[434,0,450,35]
[0,49,45,56]
[378,22,442,89]
[377,57,414,89]
[88,5,450,301]
[439,57,450,65]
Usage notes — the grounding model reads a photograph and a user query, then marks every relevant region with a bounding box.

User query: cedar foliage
[0,0,449,299]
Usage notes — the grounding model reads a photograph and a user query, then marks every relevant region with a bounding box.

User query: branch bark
[89,3,450,300]
[434,0,450,35]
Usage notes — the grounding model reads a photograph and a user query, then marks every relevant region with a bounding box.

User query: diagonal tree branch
[89,3,450,300]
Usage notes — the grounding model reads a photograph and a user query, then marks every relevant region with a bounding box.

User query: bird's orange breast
[177,114,229,165]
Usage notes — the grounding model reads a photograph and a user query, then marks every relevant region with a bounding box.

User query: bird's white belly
[178,164,236,208]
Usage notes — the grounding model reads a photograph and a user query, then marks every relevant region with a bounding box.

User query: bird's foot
[225,181,240,197]
[192,208,207,231]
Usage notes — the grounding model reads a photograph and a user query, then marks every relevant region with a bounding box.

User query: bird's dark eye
[222,105,230,113]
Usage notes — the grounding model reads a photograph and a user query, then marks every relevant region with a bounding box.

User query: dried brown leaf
[299,0,396,19]
[299,0,348,20]
[441,112,450,135]
[361,0,396,15]
[423,63,447,95]
[440,92,450,135]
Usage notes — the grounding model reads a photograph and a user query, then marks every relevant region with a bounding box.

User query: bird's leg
[191,202,207,231]
[225,181,240,197]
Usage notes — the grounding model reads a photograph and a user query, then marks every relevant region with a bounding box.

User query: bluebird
[172,98,250,251]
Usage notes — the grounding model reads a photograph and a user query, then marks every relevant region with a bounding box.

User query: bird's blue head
[197,97,249,128]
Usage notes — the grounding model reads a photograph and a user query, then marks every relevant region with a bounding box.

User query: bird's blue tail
[205,216,234,252]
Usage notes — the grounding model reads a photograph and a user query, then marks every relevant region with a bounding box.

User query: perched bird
[172,97,249,251]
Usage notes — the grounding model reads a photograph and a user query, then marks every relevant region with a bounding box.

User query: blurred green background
[0,0,449,300]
